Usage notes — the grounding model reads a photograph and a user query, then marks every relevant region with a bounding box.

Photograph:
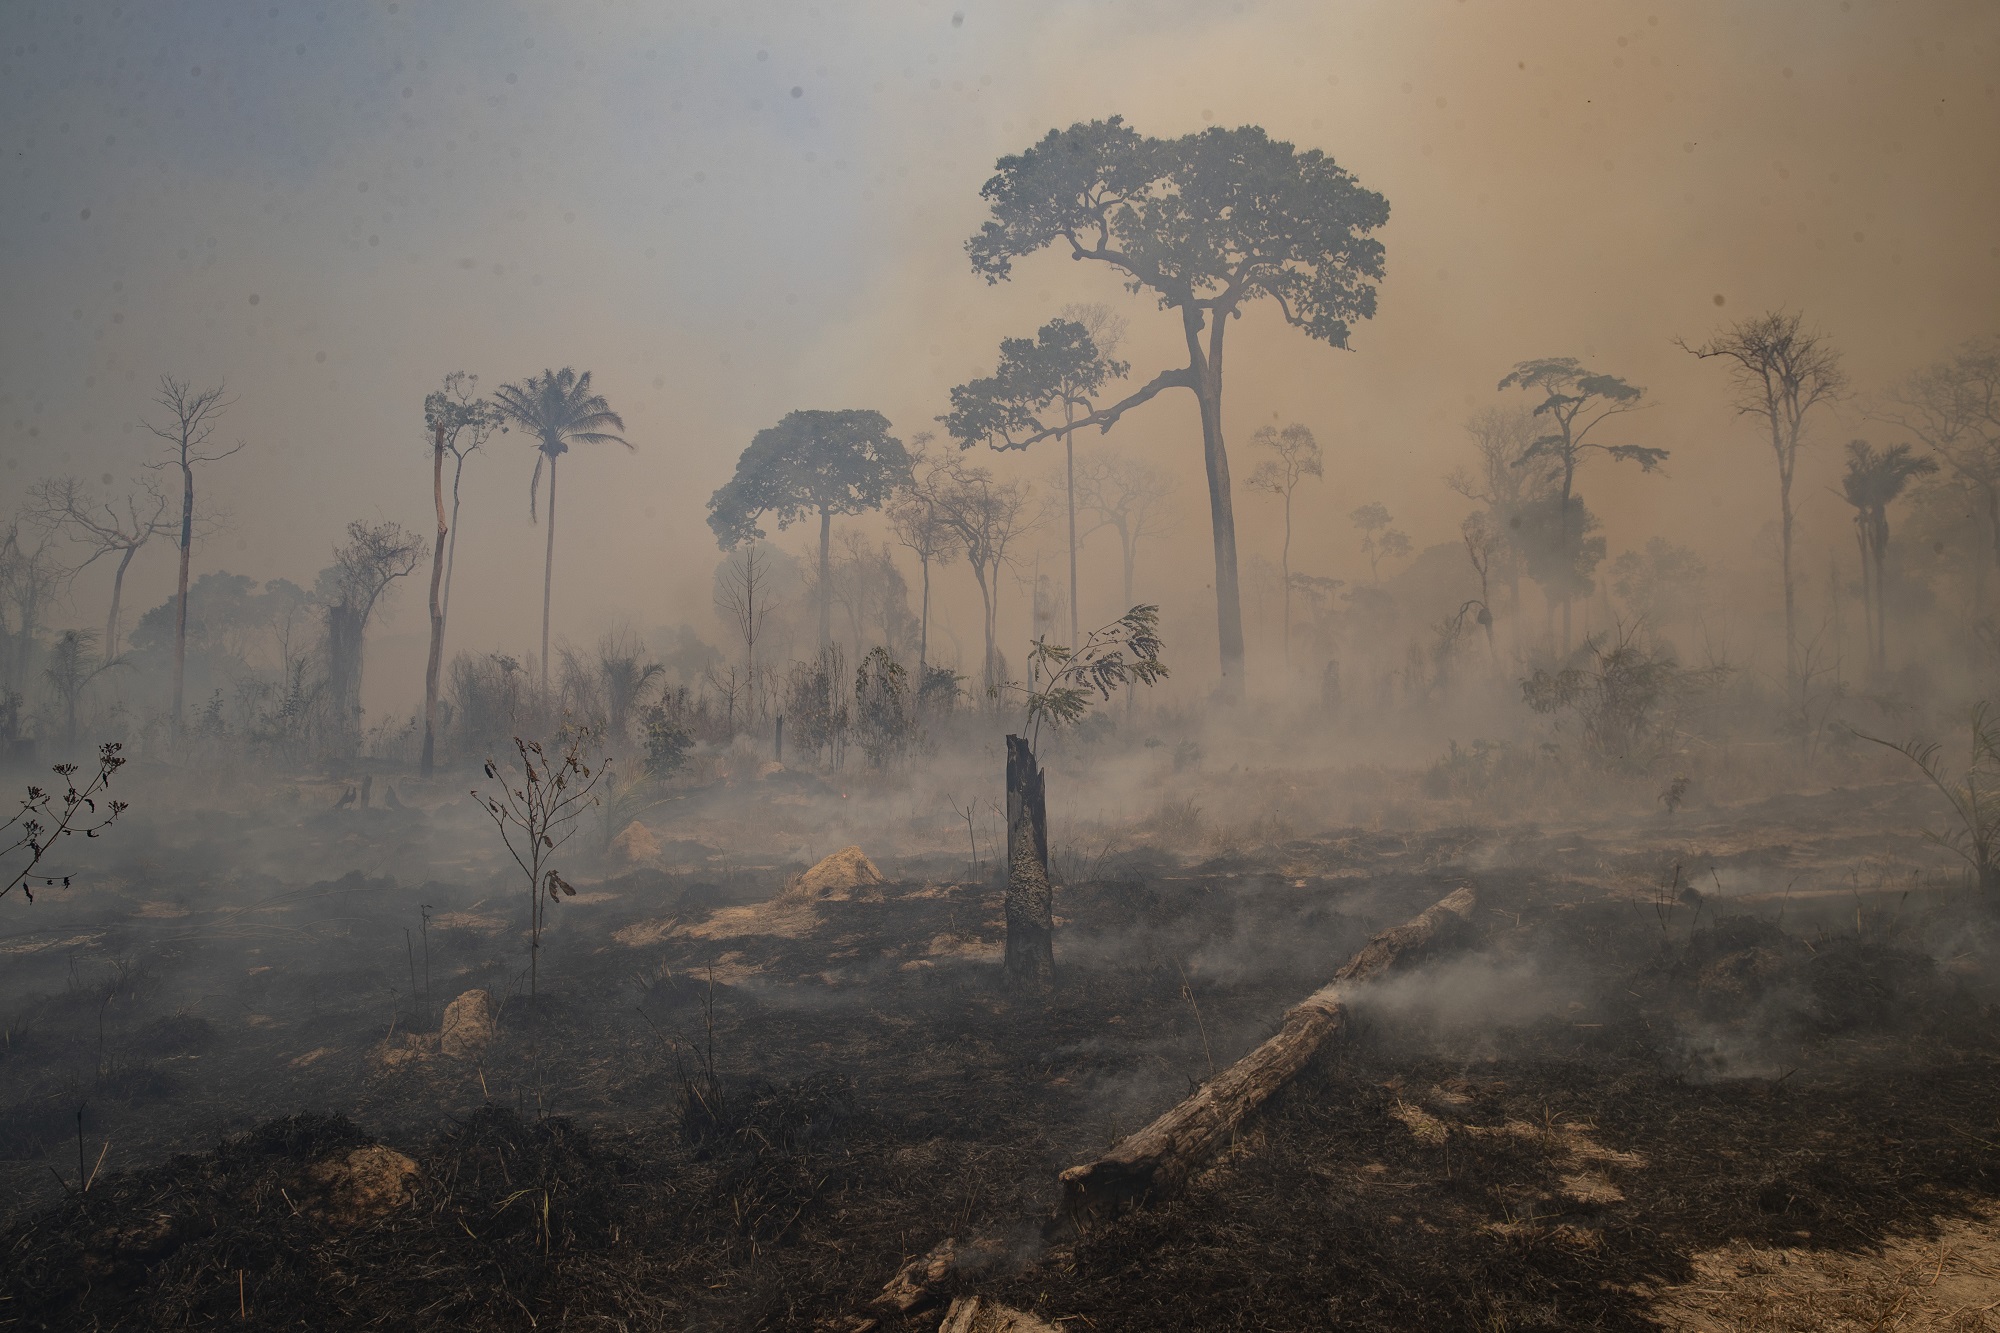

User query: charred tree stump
[1056,883,1477,1224]
[1004,734,1053,988]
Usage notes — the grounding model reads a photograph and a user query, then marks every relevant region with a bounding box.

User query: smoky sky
[4,0,1997,707]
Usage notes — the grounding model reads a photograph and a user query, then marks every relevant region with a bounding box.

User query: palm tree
[1840,440,1936,675]
[493,369,631,689]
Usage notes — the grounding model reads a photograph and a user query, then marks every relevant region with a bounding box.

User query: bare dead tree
[140,378,240,738]
[27,476,172,656]
[887,435,964,680]
[1074,449,1173,620]
[1680,311,1846,689]
[473,734,606,996]
[930,455,1036,700]
[714,544,776,719]
[420,374,502,776]
[1460,513,1501,671]
[1244,423,1324,668]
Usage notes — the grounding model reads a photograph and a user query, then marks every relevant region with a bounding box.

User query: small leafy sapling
[1013,604,1170,755]
[996,606,1168,987]
[4,743,129,903]
[1859,704,2000,895]
[473,732,607,996]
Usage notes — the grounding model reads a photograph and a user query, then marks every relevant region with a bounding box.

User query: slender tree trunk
[1558,456,1575,656]
[1774,407,1799,691]
[1003,734,1052,987]
[1872,509,1892,674]
[541,453,558,692]
[1064,403,1079,650]
[1185,307,1244,700]
[171,459,194,737]
[422,421,448,778]
[745,551,758,720]
[1280,490,1294,668]
[442,461,467,621]
[1855,519,1875,675]
[105,544,136,658]
[972,565,997,701]
[818,506,833,649]
[918,555,931,678]
[327,602,364,757]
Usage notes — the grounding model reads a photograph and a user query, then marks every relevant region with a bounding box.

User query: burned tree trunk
[1057,884,1476,1223]
[1004,734,1053,987]
[325,602,364,758]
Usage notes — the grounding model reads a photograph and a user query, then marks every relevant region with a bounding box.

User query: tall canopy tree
[140,377,240,737]
[1245,422,1323,665]
[966,117,1389,699]
[420,373,502,776]
[492,369,630,689]
[1680,311,1846,688]
[706,409,910,648]
[943,316,1128,649]
[1496,358,1662,652]
[1840,440,1936,675]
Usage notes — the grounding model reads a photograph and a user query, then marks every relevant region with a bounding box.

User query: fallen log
[1055,883,1477,1225]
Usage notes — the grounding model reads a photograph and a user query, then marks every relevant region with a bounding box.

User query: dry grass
[1651,1202,2000,1330]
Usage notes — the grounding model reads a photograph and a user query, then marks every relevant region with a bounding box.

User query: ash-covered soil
[3,777,1999,1330]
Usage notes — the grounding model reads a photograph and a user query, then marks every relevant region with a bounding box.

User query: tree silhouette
[967,117,1389,699]
[943,316,1128,650]
[706,409,909,649]
[28,476,172,657]
[320,520,422,755]
[420,373,503,776]
[1496,358,1661,652]
[1680,311,1846,689]
[1448,406,1554,634]
[1245,423,1323,665]
[140,377,240,738]
[493,369,630,690]
[42,629,125,756]
[1349,501,1410,583]
[0,524,71,699]
[1075,448,1173,616]
[887,438,963,680]
[1875,338,2000,590]
[1840,440,1936,675]
[929,455,1035,698]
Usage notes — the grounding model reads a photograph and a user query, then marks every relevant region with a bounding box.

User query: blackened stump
[1004,734,1053,987]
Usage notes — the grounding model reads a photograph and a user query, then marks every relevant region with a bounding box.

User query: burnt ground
[2,777,2000,1329]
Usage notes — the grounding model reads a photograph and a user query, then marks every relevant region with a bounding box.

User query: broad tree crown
[706,409,911,548]
[968,117,1389,357]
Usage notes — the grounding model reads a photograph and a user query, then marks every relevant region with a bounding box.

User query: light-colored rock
[611,819,661,862]
[308,1145,419,1225]
[790,845,884,899]
[439,988,496,1059]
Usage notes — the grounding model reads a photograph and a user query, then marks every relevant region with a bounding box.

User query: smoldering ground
[7,737,1998,1332]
